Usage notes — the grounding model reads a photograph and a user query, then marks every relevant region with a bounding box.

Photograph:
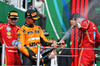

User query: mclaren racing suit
[17,23,52,63]
[77,19,100,66]
[0,22,21,65]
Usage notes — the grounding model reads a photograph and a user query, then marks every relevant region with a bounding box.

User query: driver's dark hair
[69,13,84,20]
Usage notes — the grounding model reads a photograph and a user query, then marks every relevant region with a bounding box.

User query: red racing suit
[77,19,100,66]
[0,22,21,65]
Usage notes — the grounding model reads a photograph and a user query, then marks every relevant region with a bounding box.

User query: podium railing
[1,44,100,66]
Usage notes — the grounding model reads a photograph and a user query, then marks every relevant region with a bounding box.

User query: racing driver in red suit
[0,10,21,65]
[70,13,100,66]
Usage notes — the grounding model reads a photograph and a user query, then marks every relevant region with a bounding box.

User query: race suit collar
[24,22,34,28]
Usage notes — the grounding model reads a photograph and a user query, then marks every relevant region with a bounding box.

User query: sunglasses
[11,18,18,20]
[59,43,65,45]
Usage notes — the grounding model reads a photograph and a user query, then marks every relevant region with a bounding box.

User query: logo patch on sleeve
[17,34,20,36]
[35,30,39,33]
[28,31,33,34]
[38,27,41,30]
[17,37,20,39]
[23,29,26,33]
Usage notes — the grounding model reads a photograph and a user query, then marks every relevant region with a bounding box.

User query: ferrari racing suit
[77,19,100,66]
[0,22,21,65]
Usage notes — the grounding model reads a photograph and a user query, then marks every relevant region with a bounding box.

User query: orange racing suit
[17,23,52,58]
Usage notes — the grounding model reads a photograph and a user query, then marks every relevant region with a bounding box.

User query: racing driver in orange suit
[70,13,100,66]
[17,9,52,65]
[0,10,21,65]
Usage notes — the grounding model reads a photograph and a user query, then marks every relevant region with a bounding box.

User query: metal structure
[37,44,41,66]
[0,0,44,12]
[1,44,5,66]
[1,45,100,66]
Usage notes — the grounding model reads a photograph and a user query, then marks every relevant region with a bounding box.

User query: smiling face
[7,17,18,25]
[59,40,66,48]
